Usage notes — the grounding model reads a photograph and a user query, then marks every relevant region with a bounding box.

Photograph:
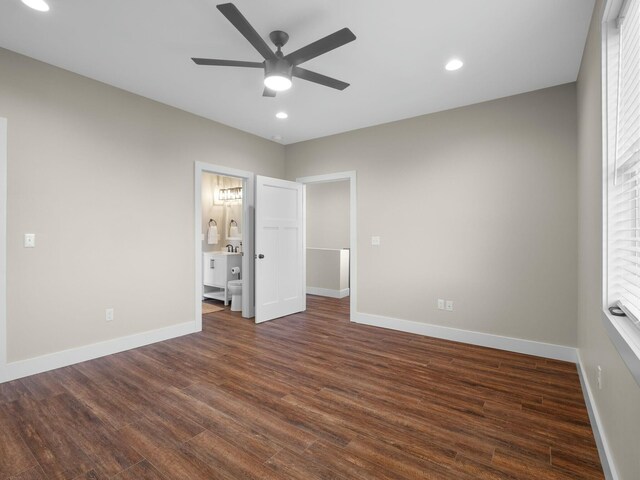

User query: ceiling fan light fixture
[191,4,356,96]
[21,0,50,11]
[264,75,292,92]
[264,57,293,92]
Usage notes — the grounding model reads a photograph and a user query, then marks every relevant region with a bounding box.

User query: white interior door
[255,175,305,323]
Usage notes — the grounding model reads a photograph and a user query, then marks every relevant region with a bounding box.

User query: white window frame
[602,0,640,387]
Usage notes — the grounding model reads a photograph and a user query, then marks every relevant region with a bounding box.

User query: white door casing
[255,175,305,323]
[0,118,6,382]
[194,162,255,326]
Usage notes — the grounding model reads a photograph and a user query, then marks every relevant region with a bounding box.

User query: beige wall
[306,248,349,292]
[286,84,578,346]
[306,181,350,249]
[577,1,640,478]
[0,48,284,362]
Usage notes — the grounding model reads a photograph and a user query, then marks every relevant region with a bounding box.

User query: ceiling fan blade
[284,28,356,66]
[217,3,276,61]
[292,67,350,90]
[262,87,277,97]
[192,58,264,68]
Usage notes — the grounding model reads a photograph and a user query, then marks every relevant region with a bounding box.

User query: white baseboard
[0,321,199,383]
[576,352,619,480]
[306,287,350,299]
[353,312,577,362]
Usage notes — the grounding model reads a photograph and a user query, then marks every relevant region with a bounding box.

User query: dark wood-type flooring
[0,296,603,479]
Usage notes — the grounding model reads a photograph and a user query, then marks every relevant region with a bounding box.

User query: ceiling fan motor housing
[265,57,292,78]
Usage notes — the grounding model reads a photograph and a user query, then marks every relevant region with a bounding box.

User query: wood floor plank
[54,366,142,430]
[0,380,33,405]
[18,371,67,401]
[183,382,317,454]
[183,430,281,480]
[550,447,607,480]
[343,435,462,480]
[1,396,95,480]
[0,296,604,480]
[265,448,348,480]
[70,468,110,480]
[303,440,410,480]
[136,446,221,480]
[118,408,205,460]
[110,460,167,480]
[0,408,38,478]
[40,393,142,477]
[7,465,47,480]
[150,386,282,464]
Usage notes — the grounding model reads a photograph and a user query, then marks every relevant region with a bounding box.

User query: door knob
[258,254,265,259]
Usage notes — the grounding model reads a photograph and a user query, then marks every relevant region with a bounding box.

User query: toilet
[228,280,242,312]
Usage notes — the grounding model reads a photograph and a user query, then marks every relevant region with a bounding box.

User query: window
[606,0,640,326]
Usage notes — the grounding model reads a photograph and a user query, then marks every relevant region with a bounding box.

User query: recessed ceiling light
[275,112,288,119]
[21,0,50,12]
[445,59,464,71]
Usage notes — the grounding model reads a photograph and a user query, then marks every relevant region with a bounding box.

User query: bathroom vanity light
[218,187,242,202]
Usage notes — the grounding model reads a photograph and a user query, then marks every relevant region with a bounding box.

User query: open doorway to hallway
[305,180,351,301]
[297,172,357,320]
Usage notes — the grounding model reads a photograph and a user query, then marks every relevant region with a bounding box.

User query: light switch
[371,236,381,246]
[445,300,454,311]
[24,233,35,248]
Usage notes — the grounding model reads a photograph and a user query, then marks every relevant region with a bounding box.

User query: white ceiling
[0,0,594,144]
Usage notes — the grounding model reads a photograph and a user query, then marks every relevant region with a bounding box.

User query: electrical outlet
[24,233,35,248]
[437,299,445,310]
[105,308,114,322]
[597,365,602,390]
[445,300,454,311]
[371,236,381,246]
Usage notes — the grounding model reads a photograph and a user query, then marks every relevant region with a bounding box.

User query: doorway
[195,167,357,328]
[297,171,357,321]
[194,162,254,328]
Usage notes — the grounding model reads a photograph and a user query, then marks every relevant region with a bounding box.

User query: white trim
[602,310,640,385]
[194,162,255,327]
[306,287,350,299]
[296,171,357,321]
[0,119,6,383]
[577,352,620,480]
[601,0,640,387]
[3,321,198,383]
[302,184,307,313]
[353,312,578,362]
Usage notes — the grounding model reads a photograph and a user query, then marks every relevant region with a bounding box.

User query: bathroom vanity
[202,252,241,305]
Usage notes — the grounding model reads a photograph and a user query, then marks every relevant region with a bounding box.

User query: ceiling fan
[192,3,356,97]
